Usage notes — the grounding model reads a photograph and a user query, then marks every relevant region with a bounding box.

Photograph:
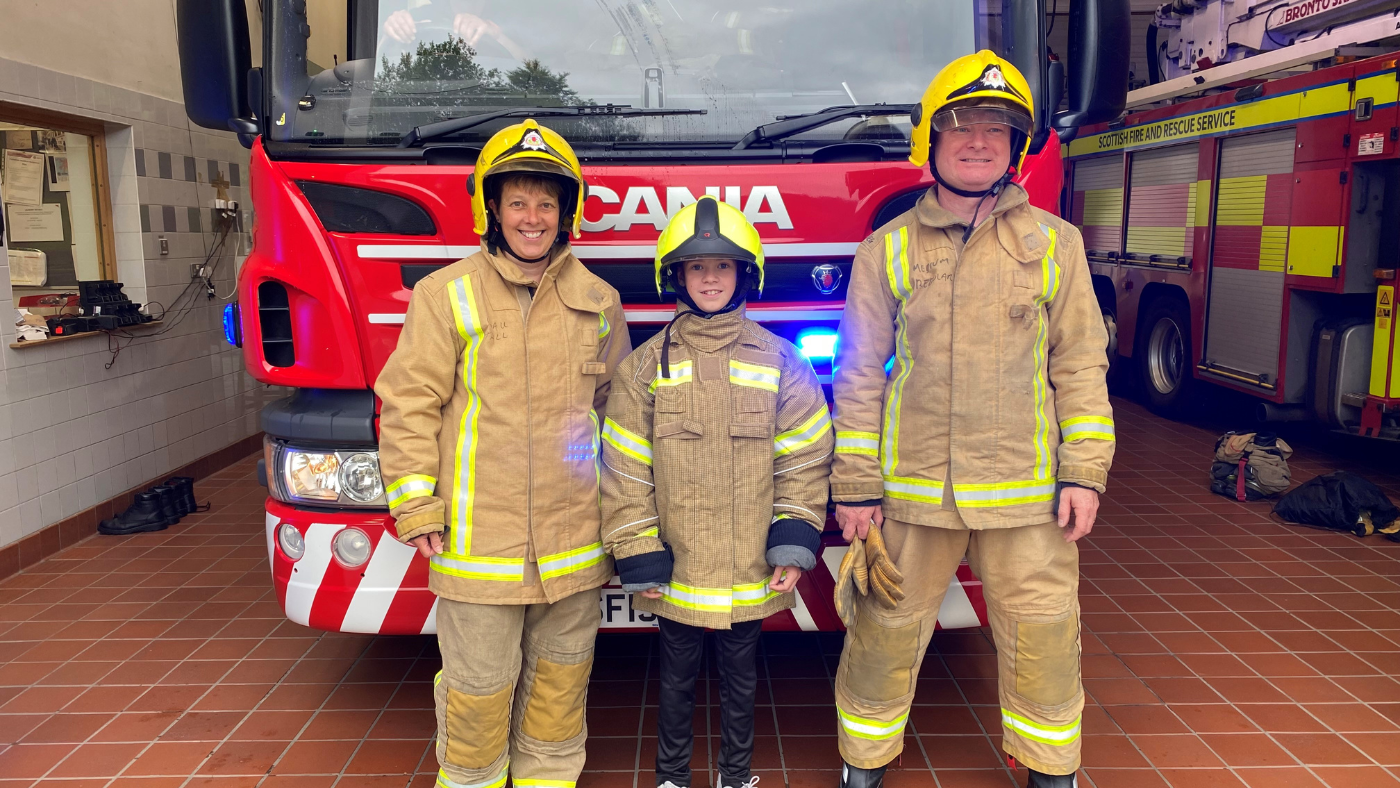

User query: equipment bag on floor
[1208,431,1292,502]
[1273,471,1400,538]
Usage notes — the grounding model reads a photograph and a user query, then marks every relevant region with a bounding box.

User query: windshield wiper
[398,105,707,148]
[732,104,914,150]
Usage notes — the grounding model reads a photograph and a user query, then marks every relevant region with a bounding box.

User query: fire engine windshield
[268,0,1002,147]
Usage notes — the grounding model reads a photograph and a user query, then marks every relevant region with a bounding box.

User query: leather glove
[864,524,905,610]
[833,538,868,628]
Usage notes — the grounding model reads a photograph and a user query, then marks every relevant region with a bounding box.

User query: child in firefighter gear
[829,51,1114,788]
[375,119,631,788]
[600,195,834,788]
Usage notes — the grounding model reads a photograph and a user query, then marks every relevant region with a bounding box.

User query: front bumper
[265,501,988,635]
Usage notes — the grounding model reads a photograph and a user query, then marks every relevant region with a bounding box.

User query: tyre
[1102,308,1122,382]
[1136,296,1196,415]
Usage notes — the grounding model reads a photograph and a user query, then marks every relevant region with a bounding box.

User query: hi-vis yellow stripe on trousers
[882,227,914,478]
[730,359,781,392]
[836,430,879,456]
[602,417,653,466]
[386,474,436,509]
[432,275,523,582]
[437,766,509,788]
[774,407,832,458]
[1032,225,1061,481]
[1002,709,1082,747]
[838,706,908,740]
[538,543,607,581]
[1059,415,1115,442]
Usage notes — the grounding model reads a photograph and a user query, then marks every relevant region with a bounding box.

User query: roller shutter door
[1203,129,1296,390]
[1070,155,1123,259]
[1125,142,1200,267]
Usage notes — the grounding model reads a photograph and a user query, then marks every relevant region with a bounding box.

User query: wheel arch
[1132,282,1191,356]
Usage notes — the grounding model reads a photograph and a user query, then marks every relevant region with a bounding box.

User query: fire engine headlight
[278,523,306,561]
[339,453,384,503]
[332,527,373,567]
[283,451,341,502]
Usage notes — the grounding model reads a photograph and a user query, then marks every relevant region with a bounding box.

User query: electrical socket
[190,263,209,280]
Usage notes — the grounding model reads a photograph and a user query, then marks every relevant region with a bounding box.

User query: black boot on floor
[149,485,182,526]
[1027,770,1076,788]
[98,492,171,535]
[165,476,198,516]
[838,763,885,788]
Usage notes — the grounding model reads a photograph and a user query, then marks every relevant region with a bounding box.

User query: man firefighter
[375,119,630,788]
[829,52,1115,788]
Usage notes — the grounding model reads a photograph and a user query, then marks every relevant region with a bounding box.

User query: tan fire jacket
[600,305,833,629]
[375,247,631,604]
[831,185,1114,529]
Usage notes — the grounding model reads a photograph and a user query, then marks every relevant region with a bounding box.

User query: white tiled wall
[0,57,281,549]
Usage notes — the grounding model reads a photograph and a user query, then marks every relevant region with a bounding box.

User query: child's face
[682,257,738,313]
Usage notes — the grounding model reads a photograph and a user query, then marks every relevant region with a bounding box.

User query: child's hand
[640,587,663,599]
[769,566,801,593]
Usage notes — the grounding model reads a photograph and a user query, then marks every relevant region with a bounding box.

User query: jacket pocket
[656,420,704,439]
[655,386,687,414]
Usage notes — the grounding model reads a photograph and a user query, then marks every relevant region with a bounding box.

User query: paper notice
[4,130,32,150]
[46,154,69,192]
[6,203,63,242]
[3,150,46,206]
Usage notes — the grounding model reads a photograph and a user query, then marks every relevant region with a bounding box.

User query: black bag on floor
[1272,471,1400,538]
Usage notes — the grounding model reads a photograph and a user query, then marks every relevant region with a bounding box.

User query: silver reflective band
[952,480,1057,504]
[835,434,879,452]
[430,553,525,580]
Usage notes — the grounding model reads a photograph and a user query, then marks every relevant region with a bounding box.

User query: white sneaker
[721,777,760,788]
[658,782,687,788]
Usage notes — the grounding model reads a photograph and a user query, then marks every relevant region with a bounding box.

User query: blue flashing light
[797,329,838,360]
[222,302,242,347]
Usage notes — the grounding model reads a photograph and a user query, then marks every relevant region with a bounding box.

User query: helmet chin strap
[932,161,1013,245]
[660,269,753,379]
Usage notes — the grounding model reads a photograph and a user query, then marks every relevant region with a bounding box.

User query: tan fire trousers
[434,590,601,788]
[834,518,1082,776]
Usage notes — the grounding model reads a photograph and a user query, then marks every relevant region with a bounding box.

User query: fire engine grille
[258,281,296,368]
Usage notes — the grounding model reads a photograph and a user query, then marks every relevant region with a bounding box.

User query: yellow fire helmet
[653,195,765,298]
[908,50,1035,174]
[466,118,588,244]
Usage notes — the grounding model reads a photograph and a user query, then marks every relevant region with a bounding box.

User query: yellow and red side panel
[1070,155,1124,257]
[1124,143,1199,263]
[1287,162,1347,280]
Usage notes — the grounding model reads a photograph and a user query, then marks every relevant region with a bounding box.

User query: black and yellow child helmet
[654,195,765,302]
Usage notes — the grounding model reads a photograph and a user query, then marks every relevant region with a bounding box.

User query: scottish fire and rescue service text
[1095,109,1237,150]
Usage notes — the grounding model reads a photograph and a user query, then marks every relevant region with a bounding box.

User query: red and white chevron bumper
[266,500,989,635]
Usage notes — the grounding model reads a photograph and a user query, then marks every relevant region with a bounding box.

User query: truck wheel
[1136,297,1196,415]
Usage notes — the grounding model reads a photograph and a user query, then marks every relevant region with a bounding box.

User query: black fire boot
[98,492,171,535]
[1027,770,1077,788]
[165,476,197,516]
[150,485,181,526]
[838,763,885,788]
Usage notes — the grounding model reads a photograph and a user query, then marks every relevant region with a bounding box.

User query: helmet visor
[931,105,1032,135]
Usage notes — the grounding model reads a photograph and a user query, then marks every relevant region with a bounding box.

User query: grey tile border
[183,155,196,183]
[157,151,172,180]
[188,207,202,234]
[134,149,145,178]
[161,205,176,232]
[229,163,240,187]
[140,205,151,233]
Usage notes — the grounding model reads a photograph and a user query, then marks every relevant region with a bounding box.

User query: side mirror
[176,0,254,133]
[1053,0,1131,134]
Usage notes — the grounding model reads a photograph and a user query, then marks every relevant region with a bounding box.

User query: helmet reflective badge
[520,129,547,151]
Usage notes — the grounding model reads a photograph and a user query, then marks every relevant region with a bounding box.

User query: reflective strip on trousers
[538,542,607,581]
[774,407,832,458]
[733,580,780,607]
[730,359,781,393]
[602,417,653,466]
[837,707,908,740]
[448,274,487,556]
[437,766,509,788]
[386,474,436,509]
[1032,225,1061,481]
[1002,709,1082,747]
[835,430,879,457]
[650,361,694,392]
[431,551,525,581]
[953,479,1058,508]
[660,581,733,613]
[1059,415,1115,442]
[883,474,942,505]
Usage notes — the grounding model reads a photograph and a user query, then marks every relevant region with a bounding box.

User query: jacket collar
[912,184,1048,263]
[669,302,749,354]
[482,245,614,312]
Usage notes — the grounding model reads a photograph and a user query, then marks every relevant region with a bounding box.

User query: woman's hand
[769,566,801,593]
[383,9,417,43]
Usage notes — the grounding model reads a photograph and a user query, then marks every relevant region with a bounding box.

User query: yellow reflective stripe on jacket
[774,407,832,458]
[883,474,942,505]
[386,474,436,509]
[649,361,694,392]
[1001,709,1082,746]
[602,417,653,466]
[431,551,525,581]
[835,430,879,457]
[448,275,486,556]
[437,766,509,788]
[1059,415,1115,442]
[881,227,915,477]
[598,311,610,340]
[733,580,780,607]
[636,526,659,538]
[1031,225,1061,481]
[729,359,781,393]
[660,581,733,613]
[538,542,607,581]
[953,478,1057,508]
[884,226,912,301]
[837,706,908,740]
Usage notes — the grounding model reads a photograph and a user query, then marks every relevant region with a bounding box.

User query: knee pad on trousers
[1011,614,1080,707]
[437,671,512,771]
[519,656,593,743]
[841,612,921,703]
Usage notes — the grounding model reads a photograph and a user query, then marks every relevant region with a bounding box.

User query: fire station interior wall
[1203,129,1298,389]
[1346,161,1399,295]
[1125,142,1199,263]
[0,6,280,550]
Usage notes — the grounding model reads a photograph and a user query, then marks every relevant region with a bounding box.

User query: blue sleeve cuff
[766,517,821,569]
[615,544,673,588]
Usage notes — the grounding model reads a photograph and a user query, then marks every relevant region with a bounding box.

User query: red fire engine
[176,0,1128,634]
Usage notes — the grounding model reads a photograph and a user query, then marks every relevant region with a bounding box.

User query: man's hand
[1058,487,1099,543]
[383,9,417,43]
[640,587,663,599]
[769,566,801,593]
[836,504,883,542]
[452,13,501,46]
[408,531,444,558]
